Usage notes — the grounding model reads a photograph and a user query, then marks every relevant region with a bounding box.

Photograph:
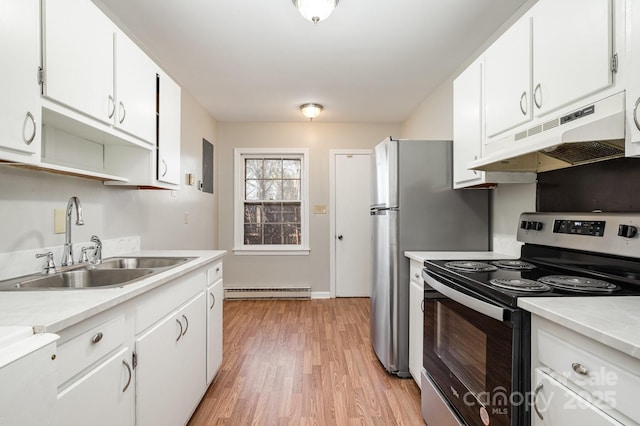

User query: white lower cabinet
[136,293,206,426]
[531,315,640,426]
[408,259,423,389]
[50,258,223,426]
[57,347,134,426]
[0,332,58,426]
[533,369,623,426]
[206,278,223,384]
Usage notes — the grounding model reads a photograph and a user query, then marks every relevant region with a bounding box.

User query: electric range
[420,212,640,426]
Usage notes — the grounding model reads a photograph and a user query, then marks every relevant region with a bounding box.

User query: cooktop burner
[538,275,620,293]
[444,261,498,272]
[492,260,536,270]
[489,278,551,292]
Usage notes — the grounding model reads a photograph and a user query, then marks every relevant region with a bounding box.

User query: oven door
[422,269,529,426]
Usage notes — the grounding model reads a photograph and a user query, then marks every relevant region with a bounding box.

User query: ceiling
[95,0,530,123]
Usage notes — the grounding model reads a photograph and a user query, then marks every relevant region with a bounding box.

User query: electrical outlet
[54,208,66,234]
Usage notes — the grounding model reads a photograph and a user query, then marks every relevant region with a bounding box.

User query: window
[234,148,310,254]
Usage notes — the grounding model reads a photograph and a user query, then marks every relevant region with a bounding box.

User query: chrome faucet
[61,196,84,266]
[90,235,102,263]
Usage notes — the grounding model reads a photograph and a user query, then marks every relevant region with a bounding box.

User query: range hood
[469,91,626,173]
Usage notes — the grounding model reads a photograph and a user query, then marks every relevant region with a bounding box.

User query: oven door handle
[422,270,506,322]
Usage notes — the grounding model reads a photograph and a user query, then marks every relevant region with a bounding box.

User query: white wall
[399,79,536,256]
[0,90,219,254]
[217,122,400,294]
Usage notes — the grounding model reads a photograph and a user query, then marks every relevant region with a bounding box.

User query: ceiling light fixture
[300,103,323,121]
[292,0,339,24]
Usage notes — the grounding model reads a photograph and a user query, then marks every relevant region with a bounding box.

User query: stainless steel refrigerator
[370,137,490,376]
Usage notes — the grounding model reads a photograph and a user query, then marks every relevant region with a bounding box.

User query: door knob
[337,235,343,240]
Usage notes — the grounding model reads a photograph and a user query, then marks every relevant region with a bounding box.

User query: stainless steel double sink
[0,257,194,291]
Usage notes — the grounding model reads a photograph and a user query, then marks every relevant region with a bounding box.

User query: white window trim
[233,147,310,255]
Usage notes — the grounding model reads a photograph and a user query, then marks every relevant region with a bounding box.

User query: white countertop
[0,250,226,333]
[404,251,517,263]
[518,296,640,360]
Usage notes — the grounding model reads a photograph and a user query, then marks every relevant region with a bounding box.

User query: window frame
[233,147,310,255]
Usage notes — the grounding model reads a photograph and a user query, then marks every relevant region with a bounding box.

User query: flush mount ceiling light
[299,103,323,120]
[292,0,339,24]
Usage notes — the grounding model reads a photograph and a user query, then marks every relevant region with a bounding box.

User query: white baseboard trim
[311,292,332,299]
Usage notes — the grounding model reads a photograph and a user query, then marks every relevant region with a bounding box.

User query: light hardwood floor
[188,298,423,425]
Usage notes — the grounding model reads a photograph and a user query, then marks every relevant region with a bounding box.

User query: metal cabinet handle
[162,159,168,177]
[472,155,478,175]
[420,299,425,313]
[122,360,132,393]
[534,83,542,109]
[91,332,103,344]
[519,91,527,115]
[533,383,544,420]
[24,112,36,145]
[633,97,640,131]
[108,95,115,119]
[414,273,420,279]
[337,235,343,240]
[118,101,126,124]
[216,267,221,273]
[181,314,189,336]
[210,292,216,310]
[176,318,183,342]
[571,362,589,376]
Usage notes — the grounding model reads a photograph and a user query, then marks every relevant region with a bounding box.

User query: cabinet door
[206,279,224,384]
[532,0,613,118]
[453,58,485,188]
[0,0,41,161]
[42,0,115,125]
[57,347,134,426]
[114,30,157,144]
[485,15,532,139]
[408,278,423,388]
[176,292,207,418]
[626,0,640,153]
[136,308,183,426]
[157,71,182,185]
[136,294,206,426]
[533,369,623,426]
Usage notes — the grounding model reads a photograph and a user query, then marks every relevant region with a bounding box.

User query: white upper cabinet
[532,0,613,118]
[453,58,485,187]
[454,55,536,187]
[42,0,115,126]
[42,0,156,145]
[626,0,640,155]
[483,0,615,146]
[114,30,157,144]
[484,15,532,139]
[157,71,182,186]
[0,0,41,163]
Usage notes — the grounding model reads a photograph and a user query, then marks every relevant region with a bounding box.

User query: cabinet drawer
[57,314,125,387]
[409,260,422,284]
[207,261,222,285]
[533,368,623,425]
[135,270,204,334]
[538,329,640,423]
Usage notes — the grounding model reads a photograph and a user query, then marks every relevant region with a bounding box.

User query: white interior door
[335,153,372,297]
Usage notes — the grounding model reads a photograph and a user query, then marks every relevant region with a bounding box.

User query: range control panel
[517,212,640,259]
[553,220,606,237]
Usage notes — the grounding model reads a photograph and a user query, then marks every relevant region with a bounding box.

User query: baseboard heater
[224,287,311,300]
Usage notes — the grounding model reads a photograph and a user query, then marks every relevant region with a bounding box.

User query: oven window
[435,301,487,401]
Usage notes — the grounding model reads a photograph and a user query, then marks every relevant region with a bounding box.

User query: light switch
[313,205,327,214]
[54,209,66,234]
